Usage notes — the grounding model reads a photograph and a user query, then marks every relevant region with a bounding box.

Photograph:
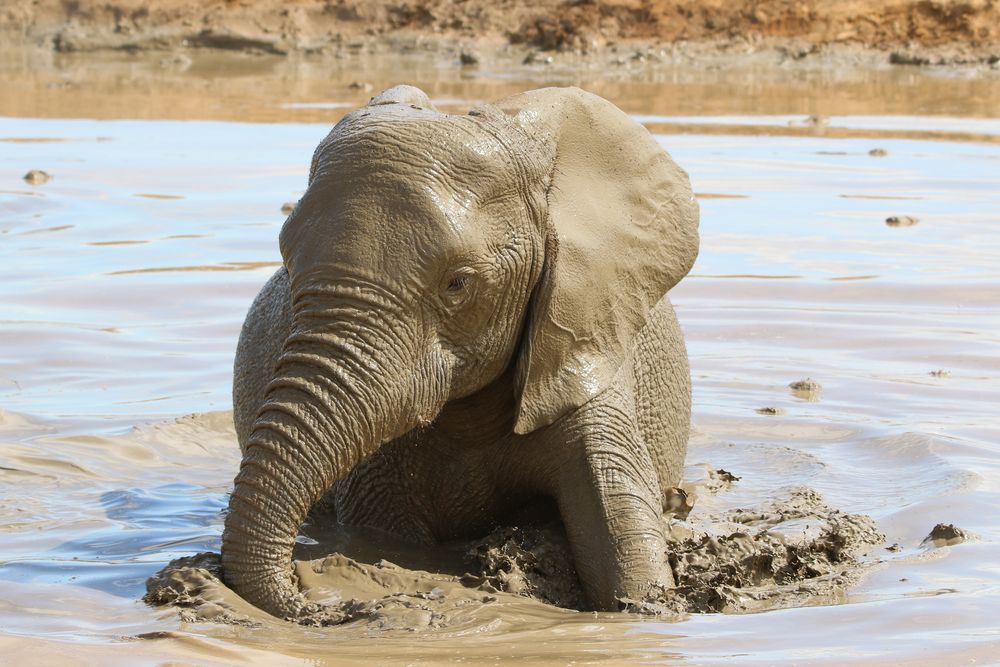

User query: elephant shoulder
[248,267,291,318]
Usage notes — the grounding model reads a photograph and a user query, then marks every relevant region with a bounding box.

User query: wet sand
[2,48,1000,664]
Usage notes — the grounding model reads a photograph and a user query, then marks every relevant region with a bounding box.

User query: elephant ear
[492,87,699,435]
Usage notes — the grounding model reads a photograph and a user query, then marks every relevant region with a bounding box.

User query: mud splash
[146,551,512,630]
[145,476,884,629]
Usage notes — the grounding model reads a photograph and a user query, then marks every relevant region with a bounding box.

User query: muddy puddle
[1,47,999,664]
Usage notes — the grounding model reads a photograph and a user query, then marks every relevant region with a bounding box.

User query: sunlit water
[1,49,999,664]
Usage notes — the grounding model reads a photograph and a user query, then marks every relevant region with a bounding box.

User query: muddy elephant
[223,85,699,620]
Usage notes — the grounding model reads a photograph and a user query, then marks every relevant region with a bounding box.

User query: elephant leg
[554,393,673,611]
[634,296,691,499]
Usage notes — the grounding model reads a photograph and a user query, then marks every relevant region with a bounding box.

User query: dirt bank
[2,0,999,66]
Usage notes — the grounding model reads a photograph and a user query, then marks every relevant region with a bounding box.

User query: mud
[146,474,885,628]
[885,215,920,228]
[922,523,970,547]
[467,524,588,610]
[145,551,512,630]
[3,0,1000,68]
[525,483,885,616]
[789,378,822,400]
[22,168,50,184]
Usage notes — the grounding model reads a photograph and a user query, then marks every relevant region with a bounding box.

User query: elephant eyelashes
[441,269,477,307]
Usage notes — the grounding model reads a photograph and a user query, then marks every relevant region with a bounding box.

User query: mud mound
[146,480,885,628]
[144,552,262,627]
[465,524,587,610]
[146,552,510,629]
[650,487,884,613]
[922,522,971,547]
[465,486,884,615]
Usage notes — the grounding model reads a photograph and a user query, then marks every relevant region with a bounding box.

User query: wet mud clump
[467,485,882,616]
[789,377,822,400]
[466,524,587,610]
[146,552,510,629]
[144,552,263,627]
[23,169,51,184]
[922,523,970,547]
[886,215,919,227]
[663,486,695,519]
[648,487,884,614]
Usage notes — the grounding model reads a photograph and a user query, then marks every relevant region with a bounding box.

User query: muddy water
[2,49,999,664]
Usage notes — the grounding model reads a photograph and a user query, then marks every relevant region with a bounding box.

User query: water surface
[1,49,999,664]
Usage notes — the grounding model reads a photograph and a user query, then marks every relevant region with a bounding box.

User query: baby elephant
[225,85,699,620]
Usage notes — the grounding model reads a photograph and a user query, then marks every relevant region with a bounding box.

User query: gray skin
[223,85,699,620]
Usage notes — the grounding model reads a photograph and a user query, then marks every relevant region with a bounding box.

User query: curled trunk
[221,355,372,618]
[221,291,445,619]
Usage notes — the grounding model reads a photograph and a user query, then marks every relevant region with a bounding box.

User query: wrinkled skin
[224,85,700,620]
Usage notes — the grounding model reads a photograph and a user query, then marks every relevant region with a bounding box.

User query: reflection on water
[3,47,1000,123]
[0,47,998,665]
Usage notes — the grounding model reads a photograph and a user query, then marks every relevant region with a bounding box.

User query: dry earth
[2,0,999,65]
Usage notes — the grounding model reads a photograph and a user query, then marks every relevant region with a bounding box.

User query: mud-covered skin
[239,269,690,611]
[225,85,699,619]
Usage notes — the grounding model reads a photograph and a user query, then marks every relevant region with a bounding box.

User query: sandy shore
[2,0,999,67]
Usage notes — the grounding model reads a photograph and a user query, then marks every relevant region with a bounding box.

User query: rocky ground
[2,0,999,67]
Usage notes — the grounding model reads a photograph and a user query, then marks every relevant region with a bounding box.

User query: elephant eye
[442,268,477,305]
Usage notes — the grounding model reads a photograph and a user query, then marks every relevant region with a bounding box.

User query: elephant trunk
[221,288,445,619]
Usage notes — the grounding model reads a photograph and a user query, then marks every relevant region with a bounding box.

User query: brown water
[2,48,999,664]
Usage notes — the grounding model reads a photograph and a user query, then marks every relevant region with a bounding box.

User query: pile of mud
[469,485,885,615]
[3,0,999,66]
[146,552,506,630]
[146,474,887,629]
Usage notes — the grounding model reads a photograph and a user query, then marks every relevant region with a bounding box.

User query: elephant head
[221,85,699,619]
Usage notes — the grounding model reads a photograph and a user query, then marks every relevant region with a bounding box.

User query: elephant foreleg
[554,398,673,611]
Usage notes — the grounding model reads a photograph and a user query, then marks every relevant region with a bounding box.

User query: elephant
[223,84,699,621]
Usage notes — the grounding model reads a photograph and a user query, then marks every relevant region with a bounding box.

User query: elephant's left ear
[491,87,700,435]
